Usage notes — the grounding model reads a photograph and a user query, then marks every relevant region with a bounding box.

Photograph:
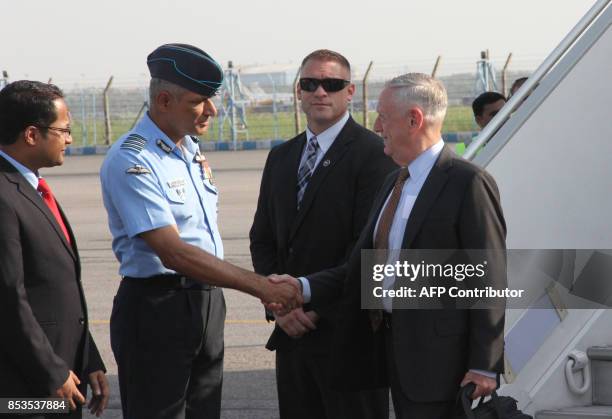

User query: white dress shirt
[375,140,444,312]
[298,111,350,174]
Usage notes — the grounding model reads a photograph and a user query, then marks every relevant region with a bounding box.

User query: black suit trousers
[276,346,389,419]
[384,325,462,419]
[110,281,225,419]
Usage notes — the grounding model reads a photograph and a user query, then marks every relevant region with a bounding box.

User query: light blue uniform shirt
[100,113,223,278]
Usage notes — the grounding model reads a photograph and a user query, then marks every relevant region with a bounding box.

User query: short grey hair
[149,77,189,105]
[385,73,448,125]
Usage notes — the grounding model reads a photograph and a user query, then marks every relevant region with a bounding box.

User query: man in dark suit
[250,49,396,419]
[0,81,108,418]
[282,73,507,418]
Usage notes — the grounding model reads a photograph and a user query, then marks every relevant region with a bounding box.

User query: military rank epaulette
[120,133,148,153]
[156,139,173,154]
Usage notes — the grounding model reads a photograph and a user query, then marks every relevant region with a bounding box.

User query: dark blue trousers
[111,280,225,419]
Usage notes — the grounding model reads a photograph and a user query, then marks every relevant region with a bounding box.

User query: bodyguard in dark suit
[0,81,108,418]
[290,73,507,419]
[250,50,396,419]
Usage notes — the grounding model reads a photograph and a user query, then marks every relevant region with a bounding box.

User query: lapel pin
[323,159,331,167]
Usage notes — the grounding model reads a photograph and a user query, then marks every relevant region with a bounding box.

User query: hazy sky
[1,0,597,86]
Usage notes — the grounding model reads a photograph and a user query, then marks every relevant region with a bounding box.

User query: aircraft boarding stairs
[462,0,612,416]
[536,346,612,418]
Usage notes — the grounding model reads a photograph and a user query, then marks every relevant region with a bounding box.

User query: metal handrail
[464,0,611,160]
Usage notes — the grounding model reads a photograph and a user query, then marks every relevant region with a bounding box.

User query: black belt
[122,274,216,290]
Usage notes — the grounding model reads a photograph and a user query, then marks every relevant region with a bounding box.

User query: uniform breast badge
[194,152,214,185]
[167,178,187,201]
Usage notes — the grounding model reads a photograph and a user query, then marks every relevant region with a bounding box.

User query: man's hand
[261,274,303,315]
[461,371,497,399]
[275,308,319,338]
[55,370,85,411]
[87,370,109,417]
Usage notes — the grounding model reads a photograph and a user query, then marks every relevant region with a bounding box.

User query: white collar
[305,111,350,154]
[406,139,444,180]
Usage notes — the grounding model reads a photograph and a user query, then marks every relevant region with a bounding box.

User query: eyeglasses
[299,78,350,93]
[37,126,72,136]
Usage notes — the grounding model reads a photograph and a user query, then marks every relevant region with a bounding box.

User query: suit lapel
[57,202,79,263]
[288,118,356,242]
[0,157,76,261]
[276,133,306,245]
[401,145,453,249]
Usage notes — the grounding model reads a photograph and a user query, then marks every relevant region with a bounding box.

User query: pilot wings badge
[126,164,151,175]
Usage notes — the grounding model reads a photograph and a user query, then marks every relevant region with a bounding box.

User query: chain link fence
[18,57,536,147]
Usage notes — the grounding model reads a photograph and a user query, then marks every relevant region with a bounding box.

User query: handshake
[258,274,303,315]
[257,274,320,338]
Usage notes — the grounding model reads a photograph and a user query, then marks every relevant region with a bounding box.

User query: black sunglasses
[299,78,350,93]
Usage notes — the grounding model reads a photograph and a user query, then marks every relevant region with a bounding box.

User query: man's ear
[155,91,173,112]
[22,126,39,147]
[408,107,425,130]
[296,83,303,101]
[346,83,356,102]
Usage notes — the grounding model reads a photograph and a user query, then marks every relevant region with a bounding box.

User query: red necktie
[37,178,72,245]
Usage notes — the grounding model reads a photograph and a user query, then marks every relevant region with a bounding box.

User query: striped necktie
[296,136,320,209]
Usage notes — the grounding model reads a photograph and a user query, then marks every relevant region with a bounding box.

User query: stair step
[589,346,612,405]
[537,405,612,418]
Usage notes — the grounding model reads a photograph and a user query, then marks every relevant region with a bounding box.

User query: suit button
[289,247,294,255]
[79,317,85,325]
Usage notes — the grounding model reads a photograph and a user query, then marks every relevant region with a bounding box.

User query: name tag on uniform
[167,178,186,189]
[167,178,187,202]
